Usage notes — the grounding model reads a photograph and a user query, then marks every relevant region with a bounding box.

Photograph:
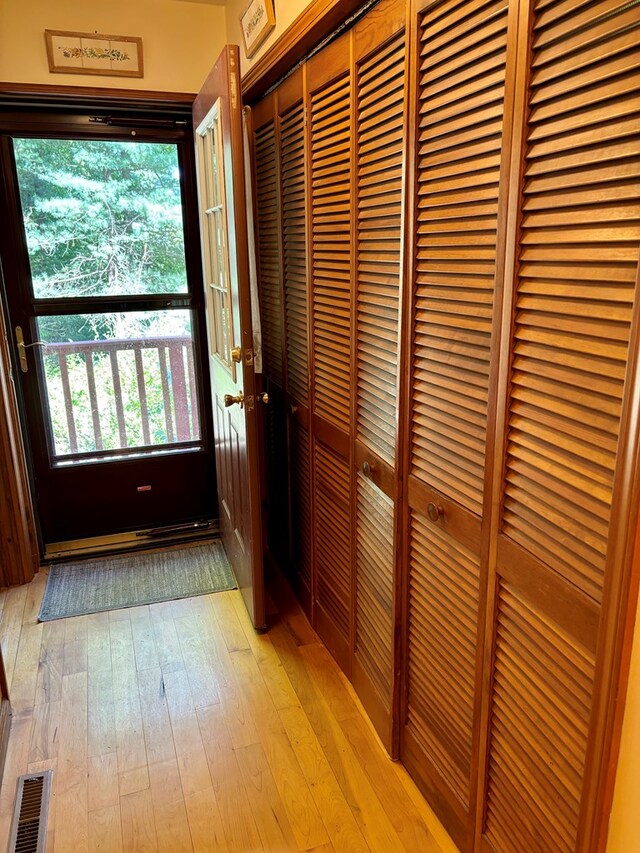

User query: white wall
[225,0,314,76]
[0,0,227,92]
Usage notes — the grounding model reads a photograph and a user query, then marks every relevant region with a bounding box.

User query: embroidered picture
[45,30,144,78]
[240,0,275,58]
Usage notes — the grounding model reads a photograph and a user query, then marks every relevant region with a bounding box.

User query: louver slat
[310,73,352,432]
[314,440,351,643]
[501,0,640,604]
[403,2,510,844]
[355,475,394,707]
[484,583,595,853]
[356,31,404,466]
[291,420,312,602]
[254,121,283,386]
[407,512,480,807]
[483,2,640,850]
[280,100,309,405]
[410,1,508,515]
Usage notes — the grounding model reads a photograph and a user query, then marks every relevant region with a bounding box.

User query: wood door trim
[241,0,369,105]
[0,256,39,585]
[471,0,534,846]
[581,257,640,851]
[0,82,195,110]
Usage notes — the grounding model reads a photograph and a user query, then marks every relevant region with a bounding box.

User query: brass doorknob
[258,392,269,404]
[224,392,244,408]
[427,502,444,522]
[231,346,242,363]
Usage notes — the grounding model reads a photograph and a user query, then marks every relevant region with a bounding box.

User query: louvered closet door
[278,67,313,614]
[401,0,514,847]
[479,2,640,851]
[252,95,289,565]
[351,0,406,750]
[307,33,353,671]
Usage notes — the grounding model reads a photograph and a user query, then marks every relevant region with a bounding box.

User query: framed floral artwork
[44,30,144,78]
[240,0,276,58]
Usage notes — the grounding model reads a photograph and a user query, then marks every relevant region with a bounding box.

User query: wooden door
[351,0,406,750]
[0,121,215,547]
[277,68,313,613]
[400,0,516,846]
[251,90,291,575]
[307,31,354,673]
[193,46,265,628]
[475,2,640,850]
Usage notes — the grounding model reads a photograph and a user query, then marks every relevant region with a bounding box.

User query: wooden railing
[43,335,200,455]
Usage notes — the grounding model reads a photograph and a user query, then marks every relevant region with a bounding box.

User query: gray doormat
[38,540,236,621]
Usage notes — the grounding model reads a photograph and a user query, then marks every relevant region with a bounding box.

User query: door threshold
[44,519,220,562]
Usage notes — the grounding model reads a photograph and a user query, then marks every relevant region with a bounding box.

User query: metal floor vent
[7,771,52,853]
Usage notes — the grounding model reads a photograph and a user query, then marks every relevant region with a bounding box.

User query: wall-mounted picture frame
[44,30,144,78]
[240,0,276,58]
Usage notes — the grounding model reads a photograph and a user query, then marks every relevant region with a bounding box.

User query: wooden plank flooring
[0,565,457,852]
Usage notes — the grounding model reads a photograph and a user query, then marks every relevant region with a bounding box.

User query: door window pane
[37,310,200,459]
[13,138,189,298]
[196,101,233,368]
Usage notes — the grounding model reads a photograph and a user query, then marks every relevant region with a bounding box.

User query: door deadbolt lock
[231,346,242,364]
[224,392,244,409]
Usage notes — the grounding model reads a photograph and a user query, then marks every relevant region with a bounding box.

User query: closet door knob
[362,461,374,477]
[427,502,444,522]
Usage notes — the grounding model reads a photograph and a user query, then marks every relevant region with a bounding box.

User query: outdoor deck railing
[43,335,200,455]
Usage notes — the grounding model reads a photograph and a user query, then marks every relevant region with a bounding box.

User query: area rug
[38,540,236,621]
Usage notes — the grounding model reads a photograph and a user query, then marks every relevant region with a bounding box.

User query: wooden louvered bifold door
[252,96,290,567]
[279,68,313,613]
[478,1,640,850]
[307,33,353,671]
[401,0,514,847]
[351,0,406,750]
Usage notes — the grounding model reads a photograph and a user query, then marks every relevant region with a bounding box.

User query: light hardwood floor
[0,563,456,852]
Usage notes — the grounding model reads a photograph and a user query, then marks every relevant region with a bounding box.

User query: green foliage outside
[12,138,199,455]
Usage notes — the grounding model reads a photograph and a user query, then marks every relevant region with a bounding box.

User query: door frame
[0,84,217,555]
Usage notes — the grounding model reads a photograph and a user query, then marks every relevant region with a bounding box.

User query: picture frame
[239,0,276,59]
[44,30,144,78]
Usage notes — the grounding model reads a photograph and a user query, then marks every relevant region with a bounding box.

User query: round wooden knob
[362,461,374,477]
[427,502,444,522]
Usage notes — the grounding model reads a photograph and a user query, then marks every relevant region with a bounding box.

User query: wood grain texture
[501,0,640,604]
[0,296,39,587]
[254,115,284,386]
[280,96,309,406]
[0,567,451,853]
[313,439,352,658]
[410,0,509,515]
[309,45,352,435]
[484,581,595,853]
[355,29,405,466]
